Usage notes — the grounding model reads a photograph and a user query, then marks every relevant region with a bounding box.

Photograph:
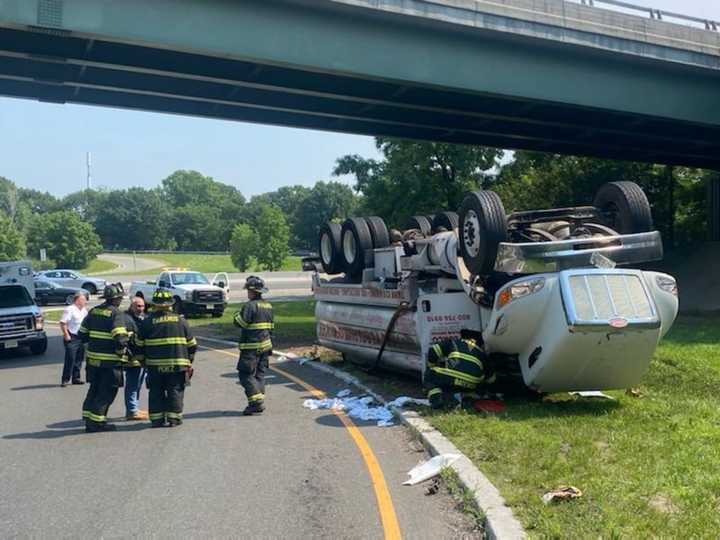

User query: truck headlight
[185,291,193,301]
[35,314,44,331]
[496,278,545,309]
[656,275,678,297]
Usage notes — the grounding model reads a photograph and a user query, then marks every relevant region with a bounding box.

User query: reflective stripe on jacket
[426,338,495,387]
[78,304,129,367]
[137,312,197,371]
[234,300,273,352]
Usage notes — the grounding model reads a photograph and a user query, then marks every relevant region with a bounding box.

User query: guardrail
[573,0,718,31]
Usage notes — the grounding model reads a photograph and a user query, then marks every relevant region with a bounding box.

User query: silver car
[36,270,106,295]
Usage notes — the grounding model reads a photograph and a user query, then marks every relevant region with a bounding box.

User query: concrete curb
[196,335,526,539]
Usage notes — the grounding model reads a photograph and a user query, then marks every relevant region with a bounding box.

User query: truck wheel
[593,181,653,234]
[405,215,432,236]
[459,191,508,275]
[318,222,343,274]
[364,217,390,249]
[341,217,373,278]
[30,338,48,355]
[432,211,459,233]
[82,283,97,295]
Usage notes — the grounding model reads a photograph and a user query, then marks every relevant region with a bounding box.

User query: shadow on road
[11,383,61,391]
[0,336,64,370]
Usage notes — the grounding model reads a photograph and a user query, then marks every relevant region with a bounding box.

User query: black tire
[459,191,509,275]
[212,311,223,318]
[36,297,46,307]
[65,294,75,305]
[432,211,459,233]
[364,216,390,249]
[29,338,48,356]
[318,222,343,274]
[405,215,433,236]
[82,283,97,295]
[341,217,373,278]
[593,181,653,234]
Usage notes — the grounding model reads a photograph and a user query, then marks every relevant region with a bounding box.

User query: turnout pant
[62,335,84,382]
[82,366,123,426]
[148,369,186,424]
[237,350,269,405]
[424,367,478,410]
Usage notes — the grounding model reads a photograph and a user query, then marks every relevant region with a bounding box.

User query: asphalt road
[0,329,478,538]
[96,253,167,274]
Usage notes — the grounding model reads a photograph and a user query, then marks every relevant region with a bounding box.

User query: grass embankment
[188,301,316,348]
[82,258,119,275]
[430,315,720,538]
[108,253,302,275]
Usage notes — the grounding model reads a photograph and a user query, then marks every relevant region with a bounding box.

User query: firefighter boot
[242,401,265,416]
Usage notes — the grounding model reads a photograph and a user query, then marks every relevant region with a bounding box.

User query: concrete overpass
[0,0,718,169]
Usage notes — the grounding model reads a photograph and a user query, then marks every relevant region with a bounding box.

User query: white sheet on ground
[302,393,429,427]
[403,454,462,486]
[569,391,615,400]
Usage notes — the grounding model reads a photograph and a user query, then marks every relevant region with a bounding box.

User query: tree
[294,181,357,249]
[253,204,290,271]
[62,189,110,225]
[27,211,102,269]
[172,205,227,251]
[229,223,255,271]
[0,214,26,261]
[250,185,312,249]
[0,176,18,219]
[93,188,174,250]
[334,138,501,227]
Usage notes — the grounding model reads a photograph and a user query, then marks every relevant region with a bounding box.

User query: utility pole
[86,151,92,190]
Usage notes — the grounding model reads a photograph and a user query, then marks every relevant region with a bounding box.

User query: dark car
[33,280,90,306]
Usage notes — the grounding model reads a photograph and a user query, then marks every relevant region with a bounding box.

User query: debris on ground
[626,387,644,398]
[403,454,462,486]
[302,393,429,427]
[542,486,583,505]
[569,391,616,400]
[425,478,441,496]
[473,399,507,414]
[336,389,352,398]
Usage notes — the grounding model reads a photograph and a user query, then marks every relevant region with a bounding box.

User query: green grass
[188,300,316,346]
[429,315,720,538]
[110,253,302,275]
[82,258,119,275]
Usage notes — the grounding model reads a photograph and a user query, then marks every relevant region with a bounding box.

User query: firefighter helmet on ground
[243,275,268,293]
[101,283,125,300]
[152,289,175,306]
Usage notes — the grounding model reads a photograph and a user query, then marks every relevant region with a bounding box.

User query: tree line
[1,140,716,270]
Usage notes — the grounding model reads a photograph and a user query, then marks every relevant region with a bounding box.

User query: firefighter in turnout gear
[136,289,197,428]
[234,276,273,416]
[78,283,129,432]
[424,329,496,410]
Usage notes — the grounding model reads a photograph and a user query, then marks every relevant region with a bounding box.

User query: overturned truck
[309,182,678,393]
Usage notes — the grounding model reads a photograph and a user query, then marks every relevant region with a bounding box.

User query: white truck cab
[0,261,47,355]
[129,268,228,317]
[311,182,679,393]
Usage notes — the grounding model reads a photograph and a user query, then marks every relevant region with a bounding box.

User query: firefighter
[78,283,129,432]
[136,289,197,428]
[233,276,274,416]
[424,329,496,410]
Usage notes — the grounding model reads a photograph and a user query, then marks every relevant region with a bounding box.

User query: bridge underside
[0,23,718,169]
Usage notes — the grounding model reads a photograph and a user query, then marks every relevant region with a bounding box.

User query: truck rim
[343,231,357,264]
[463,209,481,257]
[321,233,333,265]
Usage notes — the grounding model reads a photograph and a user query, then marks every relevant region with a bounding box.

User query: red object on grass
[474,399,506,413]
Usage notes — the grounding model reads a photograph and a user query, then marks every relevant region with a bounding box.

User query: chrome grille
[193,290,223,303]
[566,273,655,323]
[0,315,33,338]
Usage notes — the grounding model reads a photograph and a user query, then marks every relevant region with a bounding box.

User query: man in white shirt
[60,291,88,387]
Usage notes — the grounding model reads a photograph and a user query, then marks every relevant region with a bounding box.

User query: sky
[1,0,717,198]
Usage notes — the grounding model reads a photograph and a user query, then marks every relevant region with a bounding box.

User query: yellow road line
[199,344,402,540]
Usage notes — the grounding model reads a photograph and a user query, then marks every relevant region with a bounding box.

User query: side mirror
[216,281,226,289]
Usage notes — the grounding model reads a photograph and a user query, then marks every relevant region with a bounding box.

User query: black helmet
[244,275,268,294]
[102,283,125,300]
[152,289,174,306]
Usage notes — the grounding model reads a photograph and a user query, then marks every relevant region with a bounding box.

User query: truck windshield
[0,285,34,308]
[171,273,209,285]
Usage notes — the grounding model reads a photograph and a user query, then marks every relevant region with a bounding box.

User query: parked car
[1,261,47,355]
[33,279,90,306]
[130,269,228,317]
[36,270,106,295]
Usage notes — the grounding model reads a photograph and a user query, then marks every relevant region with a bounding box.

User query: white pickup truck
[0,261,47,355]
[129,269,229,317]
[312,182,679,393]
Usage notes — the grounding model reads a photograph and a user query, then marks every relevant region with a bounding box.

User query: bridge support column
[709,174,720,241]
